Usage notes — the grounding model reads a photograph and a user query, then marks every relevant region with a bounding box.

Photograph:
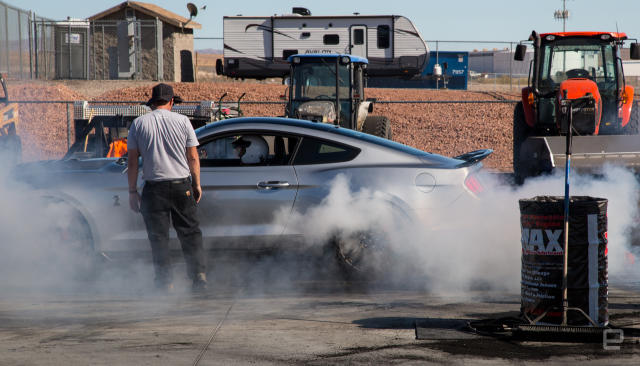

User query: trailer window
[323,34,339,45]
[354,29,364,45]
[377,25,390,49]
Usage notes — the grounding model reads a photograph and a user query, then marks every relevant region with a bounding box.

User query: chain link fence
[1,1,162,80]
[0,1,35,78]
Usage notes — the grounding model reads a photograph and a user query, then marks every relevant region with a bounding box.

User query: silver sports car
[15,117,491,274]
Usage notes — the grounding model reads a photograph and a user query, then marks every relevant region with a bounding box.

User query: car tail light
[464,173,484,195]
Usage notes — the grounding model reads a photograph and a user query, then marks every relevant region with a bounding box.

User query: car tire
[40,196,100,281]
[362,115,392,140]
[332,229,392,281]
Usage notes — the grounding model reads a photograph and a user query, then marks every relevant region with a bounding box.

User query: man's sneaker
[192,272,208,292]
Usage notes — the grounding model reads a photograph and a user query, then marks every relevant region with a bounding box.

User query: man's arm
[127,148,141,212]
[186,146,202,203]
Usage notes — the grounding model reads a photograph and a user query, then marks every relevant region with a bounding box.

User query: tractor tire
[362,115,393,140]
[624,101,639,135]
[513,102,531,185]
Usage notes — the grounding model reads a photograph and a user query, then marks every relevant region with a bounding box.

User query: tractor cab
[286,54,376,133]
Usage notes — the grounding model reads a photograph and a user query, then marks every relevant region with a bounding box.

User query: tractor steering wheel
[566,68,591,79]
[313,95,332,99]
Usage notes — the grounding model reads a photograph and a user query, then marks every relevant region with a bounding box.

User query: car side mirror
[515,44,527,61]
[631,43,640,60]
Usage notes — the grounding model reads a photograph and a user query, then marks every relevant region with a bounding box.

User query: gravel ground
[8,80,519,171]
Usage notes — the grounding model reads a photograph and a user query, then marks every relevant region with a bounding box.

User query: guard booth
[54,19,89,79]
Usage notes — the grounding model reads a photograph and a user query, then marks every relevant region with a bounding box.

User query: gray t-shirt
[127,109,198,182]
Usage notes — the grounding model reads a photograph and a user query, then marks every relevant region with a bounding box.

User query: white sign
[64,33,81,44]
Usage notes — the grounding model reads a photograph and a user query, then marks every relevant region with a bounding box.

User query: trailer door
[350,25,367,58]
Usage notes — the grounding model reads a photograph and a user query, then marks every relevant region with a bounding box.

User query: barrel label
[521,228,564,254]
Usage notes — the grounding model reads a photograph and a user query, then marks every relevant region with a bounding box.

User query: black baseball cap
[146,83,183,106]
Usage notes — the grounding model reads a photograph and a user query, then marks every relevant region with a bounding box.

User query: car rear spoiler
[454,149,493,167]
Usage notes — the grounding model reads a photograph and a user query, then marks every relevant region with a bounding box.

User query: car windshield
[291,60,350,100]
[538,38,617,92]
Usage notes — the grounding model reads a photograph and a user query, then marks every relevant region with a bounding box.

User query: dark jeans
[140,178,205,284]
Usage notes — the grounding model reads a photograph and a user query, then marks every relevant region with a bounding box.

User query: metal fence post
[509,42,513,91]
[28,12,33,79]
[101,24,105,80]
[67,103,71,149]
[68,21,72,79]
[4,6,9,75]
[33,14,38,79]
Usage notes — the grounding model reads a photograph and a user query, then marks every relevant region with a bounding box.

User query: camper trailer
[216,8,429,79]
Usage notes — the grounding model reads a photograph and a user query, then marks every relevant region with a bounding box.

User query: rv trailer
[217,8,429,80]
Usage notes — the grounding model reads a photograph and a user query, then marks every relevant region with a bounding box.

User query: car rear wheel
[332,229,392,281]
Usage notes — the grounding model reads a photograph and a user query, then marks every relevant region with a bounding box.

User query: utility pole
[554,0,570,70]
[554,0,570,32]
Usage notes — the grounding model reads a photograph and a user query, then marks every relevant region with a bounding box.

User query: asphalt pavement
[1,255,639,365]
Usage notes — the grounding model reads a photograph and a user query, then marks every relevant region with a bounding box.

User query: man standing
[127,83,207,292]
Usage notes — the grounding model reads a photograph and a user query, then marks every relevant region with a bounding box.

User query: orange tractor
[513,31,640,183]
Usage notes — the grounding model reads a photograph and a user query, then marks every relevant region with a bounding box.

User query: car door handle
[257,181,290,190]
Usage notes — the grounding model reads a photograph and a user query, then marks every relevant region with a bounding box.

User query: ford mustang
[16,117,491,276]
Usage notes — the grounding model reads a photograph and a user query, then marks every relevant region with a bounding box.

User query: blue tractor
[285,54,392,139]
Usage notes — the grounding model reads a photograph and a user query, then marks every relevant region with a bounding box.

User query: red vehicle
[513,31,640,182]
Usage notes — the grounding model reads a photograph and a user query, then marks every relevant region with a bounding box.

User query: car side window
[198,134,299,167]
[292,137,360,165]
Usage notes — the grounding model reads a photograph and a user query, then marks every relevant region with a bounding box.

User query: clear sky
[12,0,640,51]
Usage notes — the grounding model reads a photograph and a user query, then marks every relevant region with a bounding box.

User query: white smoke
[2,138,638,299]
[282,166,640,295]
